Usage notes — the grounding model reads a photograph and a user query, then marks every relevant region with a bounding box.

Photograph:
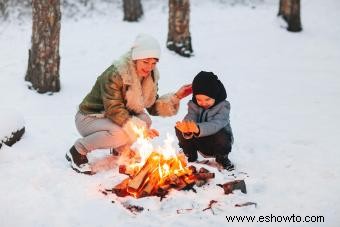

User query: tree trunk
[167,0,193,57]
[278,0,302,32]
[0,0,8,19]
[123,0,143,22]
[25,0,61,94]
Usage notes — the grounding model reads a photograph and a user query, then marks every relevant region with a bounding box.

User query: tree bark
[167,0,193,57]
[0,0,8,19]
[123,0,143,22]
[278,0,302,32]
[25,0,61,93]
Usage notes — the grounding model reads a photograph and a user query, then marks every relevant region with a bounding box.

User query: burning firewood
[112,178,130,197]
[127,152,160,194]
[141,169,160,197]
[195,172,215,180]
[119,165,127,175]
[183,176,196,185]
[188,165,197,174]
[119,164,141,177]
[113,163,215,198]
[112,134,216,199]
[109,119,218,198]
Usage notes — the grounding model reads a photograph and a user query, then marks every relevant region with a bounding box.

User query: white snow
[0,0,339,226]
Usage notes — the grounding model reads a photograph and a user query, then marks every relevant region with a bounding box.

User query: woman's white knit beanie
[131,34,161,60]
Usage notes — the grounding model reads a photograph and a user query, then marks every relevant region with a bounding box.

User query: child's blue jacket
[183,100,233,138]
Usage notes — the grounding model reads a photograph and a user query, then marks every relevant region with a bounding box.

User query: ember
[111,122,214,198]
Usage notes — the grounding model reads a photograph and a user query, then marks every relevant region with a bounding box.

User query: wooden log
[173,169,188,178]
[127,152,159,193]
[183,176,196,185]
[195,172,215,180]
[198,167,209,173]
[119,165,126,174]
[159,184,171,191]
[188,165,197,174]
[112,178,130,197]
[186,174,197,181]
[195,179,206,187]
[174,177,189,190]
[141,169,160,196]
[119,164,139,177]
[127,165,150,192]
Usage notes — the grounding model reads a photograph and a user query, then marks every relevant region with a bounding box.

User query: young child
[175,71,234,170]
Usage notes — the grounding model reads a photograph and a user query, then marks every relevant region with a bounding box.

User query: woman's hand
[175,84,192,99]
[146,128,160,139]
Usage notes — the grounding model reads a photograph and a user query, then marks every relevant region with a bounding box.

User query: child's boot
[216,154,234,171]
[183,148,198,162]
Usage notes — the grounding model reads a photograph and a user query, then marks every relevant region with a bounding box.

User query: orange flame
[124,124,191,198]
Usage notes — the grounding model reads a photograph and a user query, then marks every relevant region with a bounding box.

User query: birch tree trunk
[278,0,302,32]
[167,0,193,57]
[123,0,143,22]
[25,0,61,93]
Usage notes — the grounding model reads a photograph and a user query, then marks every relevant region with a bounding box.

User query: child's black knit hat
[192,71,227,106]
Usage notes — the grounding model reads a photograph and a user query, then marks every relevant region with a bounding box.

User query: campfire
[111,124,215,198]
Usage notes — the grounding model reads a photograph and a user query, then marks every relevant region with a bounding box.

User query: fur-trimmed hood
[114,51,160,114]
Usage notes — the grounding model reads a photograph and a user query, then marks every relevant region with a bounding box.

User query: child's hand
[176,121,199,134]
[176,121,188,133]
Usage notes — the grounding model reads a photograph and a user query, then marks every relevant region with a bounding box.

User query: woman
[66,34,192,174]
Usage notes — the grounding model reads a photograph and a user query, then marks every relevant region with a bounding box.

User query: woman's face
[195,94,215,109]
[135,58,158,78]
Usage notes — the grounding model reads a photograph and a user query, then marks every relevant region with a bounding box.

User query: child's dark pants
[175,127,232,165]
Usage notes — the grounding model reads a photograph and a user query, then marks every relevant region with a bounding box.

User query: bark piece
[235,202,257,208]
[217,180,247,194]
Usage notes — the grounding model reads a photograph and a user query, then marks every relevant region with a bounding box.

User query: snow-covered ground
[0,0,339,226]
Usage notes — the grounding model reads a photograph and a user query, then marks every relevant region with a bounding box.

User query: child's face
[195,94,215,109]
